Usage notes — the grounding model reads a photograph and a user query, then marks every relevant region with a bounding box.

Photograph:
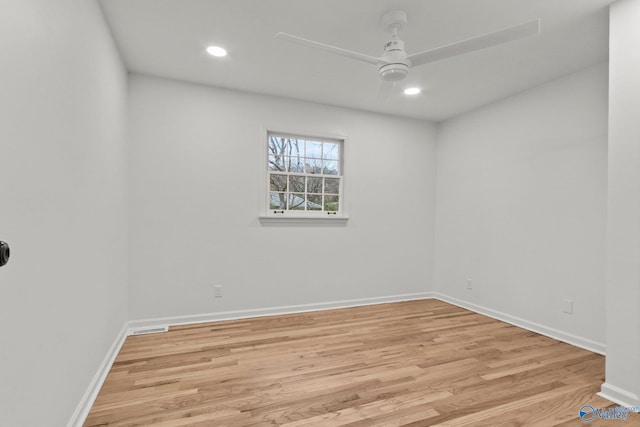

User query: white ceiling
[99,0,613,122]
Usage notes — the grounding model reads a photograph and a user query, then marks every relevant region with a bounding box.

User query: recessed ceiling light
[206,46,227,57]
[404,87,421,95]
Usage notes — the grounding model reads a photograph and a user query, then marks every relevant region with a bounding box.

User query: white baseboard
[433,292,606,355]
[127,292,436,331]
[598,383,640,408]
[67,323,129,427]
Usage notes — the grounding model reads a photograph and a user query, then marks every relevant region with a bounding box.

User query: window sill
[258,215,349,226]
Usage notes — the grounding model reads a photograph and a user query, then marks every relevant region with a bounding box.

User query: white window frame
[259,128,348,224]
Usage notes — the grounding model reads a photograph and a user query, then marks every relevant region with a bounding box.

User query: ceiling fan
[276,10,540,83]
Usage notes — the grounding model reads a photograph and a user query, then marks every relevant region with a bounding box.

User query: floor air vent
[129,326,169,336]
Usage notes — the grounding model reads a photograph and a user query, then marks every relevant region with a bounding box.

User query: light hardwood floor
[85,299,627,426]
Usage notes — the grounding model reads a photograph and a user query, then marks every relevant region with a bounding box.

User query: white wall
[435,63,608,348]
[0,1,128,426]
[601,0,640,407]
[127,74,437,320]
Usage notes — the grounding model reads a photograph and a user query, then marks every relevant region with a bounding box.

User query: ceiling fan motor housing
[379,38,409,81]
[384,38,405,53]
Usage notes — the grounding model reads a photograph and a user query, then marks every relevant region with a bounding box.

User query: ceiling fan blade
[276,32,383,65]
[407,19,540,67]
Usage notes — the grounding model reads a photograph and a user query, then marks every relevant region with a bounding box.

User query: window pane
[270,174,287,191]
[324,195,339,211]
[306,140,322,159]
[289,193,306,210]
[305,158,323,174]
[270,192,287,209]
[287,156,304,173]
[324,178,340,194]
[323,142,340,160]
[287,139,304,157]
[323,160,339,175]
[307,176,323,194]
[307,195,322,211]
[289,175,305,193]
[269,137,287,156]
[268,155,286,172]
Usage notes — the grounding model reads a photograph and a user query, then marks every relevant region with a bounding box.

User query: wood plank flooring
[85,299,626,426]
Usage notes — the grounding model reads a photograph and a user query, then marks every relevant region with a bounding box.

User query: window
[266,132,343,217]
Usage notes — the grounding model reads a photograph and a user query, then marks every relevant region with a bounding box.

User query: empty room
[2,0,640,425]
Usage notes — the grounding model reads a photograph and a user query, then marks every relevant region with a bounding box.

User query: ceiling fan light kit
[379,63,409,81]
[276,10,540,87]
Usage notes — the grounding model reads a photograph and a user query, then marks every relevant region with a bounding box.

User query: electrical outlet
[214,285,223,298]
[467,279,472,290]
[562,299,573,314]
